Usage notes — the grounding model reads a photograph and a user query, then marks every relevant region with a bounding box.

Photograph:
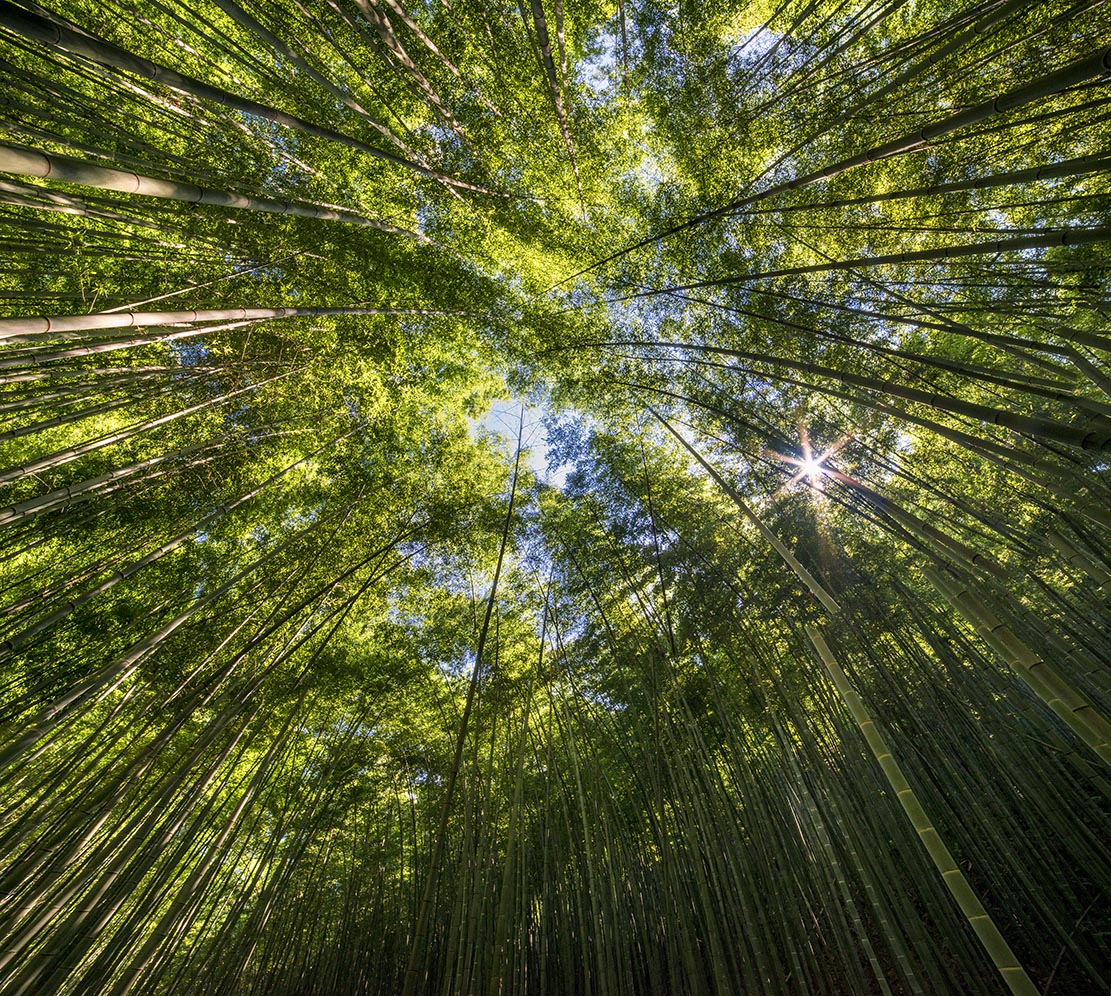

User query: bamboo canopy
[0,1,1109,994]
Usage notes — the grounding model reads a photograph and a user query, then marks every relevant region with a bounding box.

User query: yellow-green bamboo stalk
[0,303,463,342]
[805,625,1040,996]
[0,5,500,195]
[1045,531,1111,588]
[0,143,423,238]
[400,420,524,996]
[924,567,1111,767]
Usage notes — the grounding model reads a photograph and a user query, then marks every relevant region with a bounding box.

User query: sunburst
[765,420,854,498]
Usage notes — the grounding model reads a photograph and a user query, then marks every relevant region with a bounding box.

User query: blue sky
[472,398,569,489]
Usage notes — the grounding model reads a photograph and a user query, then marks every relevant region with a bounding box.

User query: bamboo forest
[2,0,1111,993]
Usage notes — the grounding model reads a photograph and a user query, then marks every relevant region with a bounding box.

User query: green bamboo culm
[805,624,1041,996]
[923,567,1111,768]
[0,143,426,238]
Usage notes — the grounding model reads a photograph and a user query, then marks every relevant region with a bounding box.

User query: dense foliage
[1,1,1110,993]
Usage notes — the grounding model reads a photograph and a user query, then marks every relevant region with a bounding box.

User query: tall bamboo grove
[0,1,1109,994]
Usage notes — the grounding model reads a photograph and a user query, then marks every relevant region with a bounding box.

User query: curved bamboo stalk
[0,303,467,341]
[401,412,524,996]
[806,624,1040,996]
[552,41,1111,286]
[0,142,428,239]
[621,339,1111,452]
[0,4,504,196]
[624,225,1111,298]
[923,566,1111,767]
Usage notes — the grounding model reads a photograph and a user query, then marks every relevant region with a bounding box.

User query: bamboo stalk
[924,567,1111,767]
[0,142,426,238]
[806,624,1040,996]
